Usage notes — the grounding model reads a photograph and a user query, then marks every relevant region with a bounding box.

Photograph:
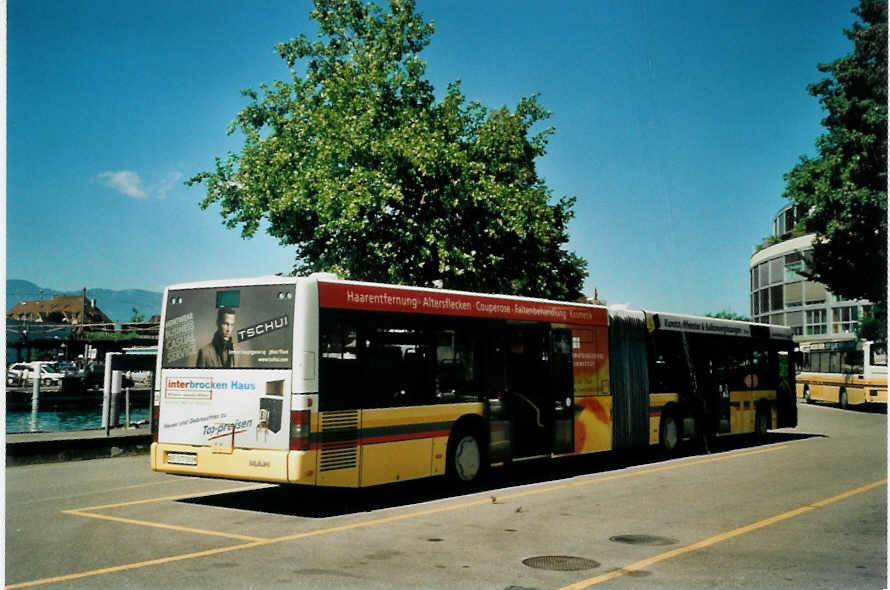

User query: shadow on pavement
[178,431,826,518]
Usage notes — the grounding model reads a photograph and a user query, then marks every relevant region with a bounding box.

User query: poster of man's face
[161,284,295,369]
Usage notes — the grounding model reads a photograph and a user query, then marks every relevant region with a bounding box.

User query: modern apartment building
[749,203,871,344]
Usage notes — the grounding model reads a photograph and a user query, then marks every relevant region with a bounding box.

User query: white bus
[797,340,888,408]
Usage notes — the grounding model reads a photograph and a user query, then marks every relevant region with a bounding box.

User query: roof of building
[7,295,113,325]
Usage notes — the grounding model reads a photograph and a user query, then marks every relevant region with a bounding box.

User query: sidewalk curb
[6,430,152,466]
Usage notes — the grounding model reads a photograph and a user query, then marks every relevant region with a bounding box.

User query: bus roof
[163,274,609,325]
[646,311,793,340]
[165,275,297,291]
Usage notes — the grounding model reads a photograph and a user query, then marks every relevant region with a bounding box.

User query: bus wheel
[659,413,680,454]
[755,409,769,439]
[803,387,811,404]
[839,389,848,410]
[447,430,483,484]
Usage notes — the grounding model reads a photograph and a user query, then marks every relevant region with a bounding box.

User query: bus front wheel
[447,429,484,484]
[803,387,811,404]
[839,390,848,410]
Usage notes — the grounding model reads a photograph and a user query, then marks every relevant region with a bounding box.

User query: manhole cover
[522,556,600,571]
[609,534,677,546]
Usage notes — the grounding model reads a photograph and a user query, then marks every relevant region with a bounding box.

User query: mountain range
[6,279,163,323]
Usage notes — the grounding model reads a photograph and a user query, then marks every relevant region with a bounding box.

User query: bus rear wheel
[839,389,848,410]
[755,408,769,439]
[803,387,811,404]
[447,429,485,484]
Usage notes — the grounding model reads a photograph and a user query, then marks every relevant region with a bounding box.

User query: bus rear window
[162,285,295,369]
[872,344,887,367]
[216,290,241,308]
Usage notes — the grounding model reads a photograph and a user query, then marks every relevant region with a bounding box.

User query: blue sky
[6,0,858,316]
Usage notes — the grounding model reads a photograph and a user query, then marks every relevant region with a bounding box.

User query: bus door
[711,351,735,435]
[505,323,553,458]
[776,347,797,427]
[550,328,575,454]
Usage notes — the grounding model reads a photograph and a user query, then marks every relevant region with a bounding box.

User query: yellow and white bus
[150,275,796,486]
[796,340,887,408]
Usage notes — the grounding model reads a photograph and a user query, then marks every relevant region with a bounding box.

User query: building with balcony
[749,203,871,344]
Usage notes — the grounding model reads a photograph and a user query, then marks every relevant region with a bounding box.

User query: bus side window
[843,350,864,374]
[364,323,430,408]
[434,328,476,400]
[812,351,826,373]
[828,351,841,374]
[651,333,689,393]
[747,347,768,389]
[319,311,361,411]
[762,346,779,390]
[793,350,804,374]
[711,338,747,391]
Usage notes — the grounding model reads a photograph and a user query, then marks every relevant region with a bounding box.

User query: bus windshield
[161,284,295,369]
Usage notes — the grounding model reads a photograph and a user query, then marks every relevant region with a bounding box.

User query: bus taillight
[151,405,160,443]
[290,410,310,451]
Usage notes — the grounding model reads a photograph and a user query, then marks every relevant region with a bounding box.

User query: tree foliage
[782,0,887,334]
[188,0,587,300]
[706,310,750,322]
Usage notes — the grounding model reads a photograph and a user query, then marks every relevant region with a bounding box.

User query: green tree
[782,0,887,339]
[129,307,145,323]
[706,310,750,322]
[188,0,586,300]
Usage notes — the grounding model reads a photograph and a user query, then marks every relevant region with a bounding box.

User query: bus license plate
[167,452,197,466]
[211,423,236,454]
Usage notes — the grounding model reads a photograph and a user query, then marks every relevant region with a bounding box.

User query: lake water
[6,407,151,433]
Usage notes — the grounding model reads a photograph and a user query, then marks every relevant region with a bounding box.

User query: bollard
[110,370,123,429]
[102,352,118,435]
[30,362,41,432]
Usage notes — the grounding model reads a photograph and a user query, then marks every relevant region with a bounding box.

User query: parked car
[53,361,79,375]
[6,362,65,386]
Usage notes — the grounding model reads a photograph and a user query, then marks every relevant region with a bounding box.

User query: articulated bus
[150,275,796,486]
[796,340,887,408]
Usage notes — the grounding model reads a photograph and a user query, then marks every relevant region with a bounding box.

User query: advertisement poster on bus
[162,284,295,369]
[159,369,292,450]
[570,325,611,454]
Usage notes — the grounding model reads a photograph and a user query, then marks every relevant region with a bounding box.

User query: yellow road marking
[67,483,270,512]
[62,509,269,542]
[559,478,888,589]
[12,478,183,506]
[4,542,268,590]
[5,444,787,589]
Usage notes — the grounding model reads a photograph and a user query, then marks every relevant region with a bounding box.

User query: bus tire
[803,387,811,404]
[839,389,848,410]
[446,428,485,484]
[755,407,769,439]
[659,411,680,455]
